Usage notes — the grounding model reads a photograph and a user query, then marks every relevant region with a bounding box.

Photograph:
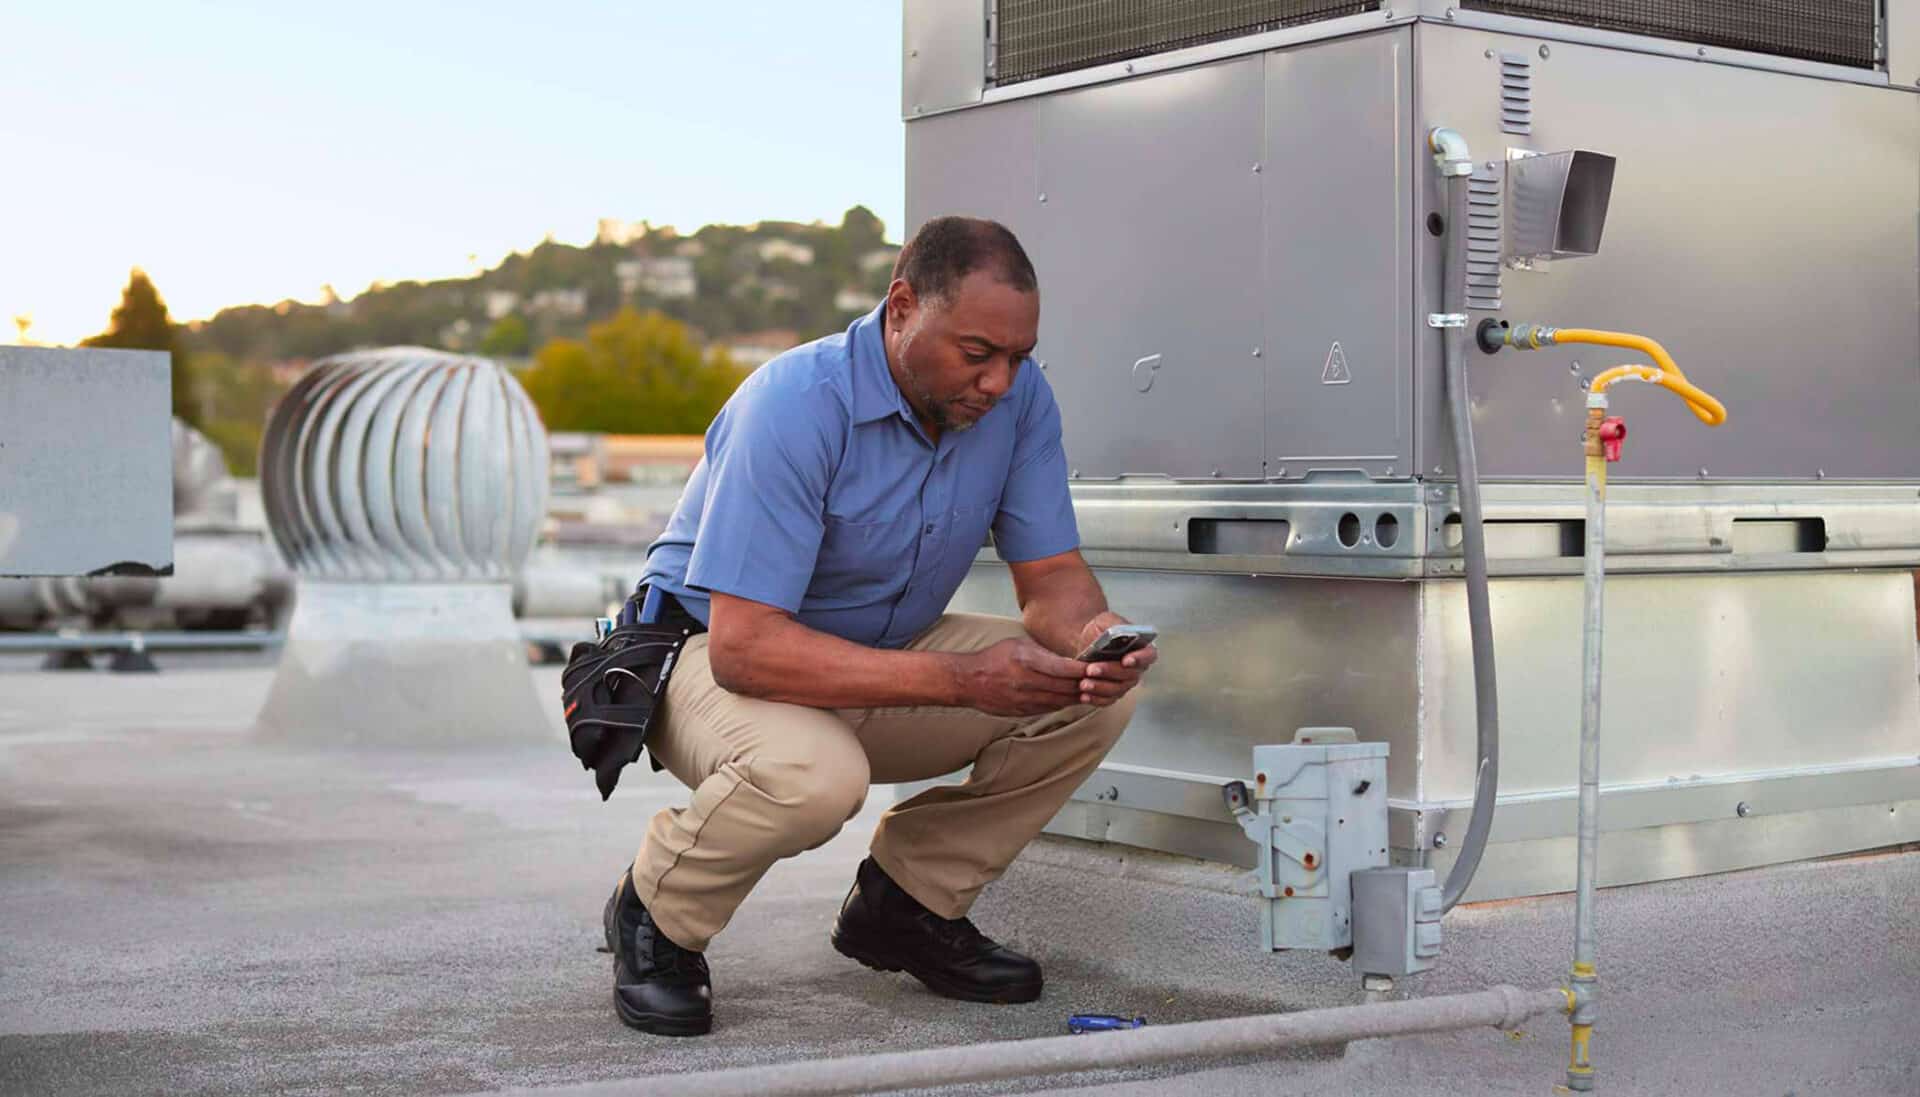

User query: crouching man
[607,216,1156,1035]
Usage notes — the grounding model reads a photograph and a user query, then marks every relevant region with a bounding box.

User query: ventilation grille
[1467,164,1504,311]
[1460,1,1878,70]
[1499,52,1532,135]
[992,0,1380,86]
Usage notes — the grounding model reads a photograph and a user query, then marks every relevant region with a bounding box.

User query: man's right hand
[952,637,1089,716]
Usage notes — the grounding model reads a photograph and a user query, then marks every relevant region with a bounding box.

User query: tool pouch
[561,594,703,800]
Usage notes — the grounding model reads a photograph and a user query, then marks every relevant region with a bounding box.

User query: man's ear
[884,278,917,334]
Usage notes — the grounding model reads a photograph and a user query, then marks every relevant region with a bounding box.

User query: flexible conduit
[1432,132,1500,913]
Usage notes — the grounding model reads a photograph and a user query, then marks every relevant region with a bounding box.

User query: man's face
[888,270,1039,434]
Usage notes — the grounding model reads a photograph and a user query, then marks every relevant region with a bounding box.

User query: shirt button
[924,524,935,535]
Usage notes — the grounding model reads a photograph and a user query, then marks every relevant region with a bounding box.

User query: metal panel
[1416,570,1920,801]
[0,347,172,577]
[947,563,1427,797]
[1459,0,1878,70]
[903,0,986,118]
[1895,0,1920,90]
[1029,58,1268,479]
[903,95,1039,240]
[992,0,1379,85]
[1413,24,1920,481]
[1262,30,1412,480]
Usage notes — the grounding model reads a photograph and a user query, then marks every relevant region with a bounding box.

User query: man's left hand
[1072,612,1158,707]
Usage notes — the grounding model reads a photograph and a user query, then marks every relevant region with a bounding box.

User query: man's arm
[706,591,1091,717]
[1007,549,1158,707]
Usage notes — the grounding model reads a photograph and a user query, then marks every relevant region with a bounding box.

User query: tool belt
[562,587,704,800]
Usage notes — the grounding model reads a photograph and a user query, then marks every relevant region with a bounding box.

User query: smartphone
[1075,624,1158,662]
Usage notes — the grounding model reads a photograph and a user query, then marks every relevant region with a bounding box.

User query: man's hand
[1071,611,1158,707]
[953,637,1091,717]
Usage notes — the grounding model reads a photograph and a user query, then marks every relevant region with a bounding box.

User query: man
[608,215,1158,1036]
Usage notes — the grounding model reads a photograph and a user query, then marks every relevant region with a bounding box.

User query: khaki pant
[630,613,1137,951]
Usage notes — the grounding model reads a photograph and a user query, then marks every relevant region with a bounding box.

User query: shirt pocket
[811,514,915,607]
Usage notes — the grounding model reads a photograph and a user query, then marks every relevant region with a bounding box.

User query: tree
[521,308,748,434]
[83,268,196,424]
[479,314,530,357]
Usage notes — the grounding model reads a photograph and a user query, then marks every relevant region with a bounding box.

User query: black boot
[831,856,1042,1004]
[607,869,712,1036]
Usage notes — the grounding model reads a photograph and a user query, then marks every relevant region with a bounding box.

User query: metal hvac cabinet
[906,0,1920,899]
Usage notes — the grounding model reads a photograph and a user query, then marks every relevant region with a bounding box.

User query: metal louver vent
[992,0,1380,86]
[1467,165,1504,311]
[1459,1,1878,70]
[1499,53,1532,135]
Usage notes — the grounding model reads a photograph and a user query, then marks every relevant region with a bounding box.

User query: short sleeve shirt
[637,304,1079,649]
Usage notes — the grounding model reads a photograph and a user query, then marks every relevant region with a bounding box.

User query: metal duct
[992,0,1379,85]
[1460,1,1878,69]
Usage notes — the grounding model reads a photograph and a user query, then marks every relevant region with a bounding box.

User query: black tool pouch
[561,599,702,800]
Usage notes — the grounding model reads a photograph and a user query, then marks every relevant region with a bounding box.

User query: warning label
[1321,341,1352,385]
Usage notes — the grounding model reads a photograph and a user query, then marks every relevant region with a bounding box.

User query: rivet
[1277,465,1288,477]
[1444,7,1456,20]
[1211,468,1222,478]
[1252,346,1262,358]
[1251,162,1262,173]
[1433,832,1448,848]
[1699,467,1710,479]
[1124,62,1134,73]
[1816,469,1826,480]
[910,49,919,58]
[1484,48,1495,59]
[1284,886,1295,897]
[1697,46,1708,57]
[1538,44,1550,59]
[1070,468,1079,478]
[1038,193,1047,203]
[1384,466,1395,476]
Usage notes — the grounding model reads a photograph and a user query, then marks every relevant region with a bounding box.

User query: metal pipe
[1431,129,1500,913]
[1567,397,1610,1092]
[503,985,1571,1097]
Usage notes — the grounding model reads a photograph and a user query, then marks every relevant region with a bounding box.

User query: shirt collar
[849,303,916,426]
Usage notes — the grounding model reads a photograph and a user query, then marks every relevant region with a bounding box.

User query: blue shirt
[638,305,1079,649]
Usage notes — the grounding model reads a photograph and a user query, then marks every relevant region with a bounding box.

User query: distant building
[674,239,707,258]
[528,288,588,318]
[757,238,815,265]
[616,256,697,300]
[835,287,882,313]
[723,329,802,368]
[596,218,644,246]
[859,247,901,275]
[484,290,521,320]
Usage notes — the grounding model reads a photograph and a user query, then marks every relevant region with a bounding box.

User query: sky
[0,1,905,346]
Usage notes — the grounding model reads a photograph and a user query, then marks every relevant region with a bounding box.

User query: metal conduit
[502,986,1569,1097]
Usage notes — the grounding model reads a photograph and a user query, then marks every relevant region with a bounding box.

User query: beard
[897,325,991,433]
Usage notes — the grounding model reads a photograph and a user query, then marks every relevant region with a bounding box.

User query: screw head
[1485,48,1495,59]
[1538,44,1551,59]
[1251,162,1262,173]
[1432,832,1448,849]
[1124,62,1135,73]
[1736,801,1753,818]
[1251,346,1262,358]
[1816,469,1826,480]
[1038,193,1047,203]
[1699,467,1710,479]
[1697,46,1708,57]
[1445,8,1456,21]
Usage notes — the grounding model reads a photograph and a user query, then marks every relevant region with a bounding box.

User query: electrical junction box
[1351,866,1445,980]
[1229,728,1390,952]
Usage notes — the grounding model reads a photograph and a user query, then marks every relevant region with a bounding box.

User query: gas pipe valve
[1599,417,1627,462]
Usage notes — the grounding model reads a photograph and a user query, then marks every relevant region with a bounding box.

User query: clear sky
[0,1,905,346]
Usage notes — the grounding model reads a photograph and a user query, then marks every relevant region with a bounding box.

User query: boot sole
[613,989,713,1037]
[831,930,1043,1005]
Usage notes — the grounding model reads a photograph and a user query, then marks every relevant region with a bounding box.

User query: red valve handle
[1599,417,1627,463]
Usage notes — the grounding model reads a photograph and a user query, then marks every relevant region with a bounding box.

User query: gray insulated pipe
[1431,129,1499,913]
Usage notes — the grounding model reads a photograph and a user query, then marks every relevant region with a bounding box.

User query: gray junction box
[911,1,1920,900]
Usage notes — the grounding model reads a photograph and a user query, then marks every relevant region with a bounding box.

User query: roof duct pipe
[1428,127,1498,913]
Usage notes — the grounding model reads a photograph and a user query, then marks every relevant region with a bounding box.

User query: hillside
[182,206,899,366]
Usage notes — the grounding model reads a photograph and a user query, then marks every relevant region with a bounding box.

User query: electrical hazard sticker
[1321,341,1352,385]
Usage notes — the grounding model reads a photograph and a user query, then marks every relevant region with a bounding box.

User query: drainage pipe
[1429,127,1500,913]
[512,985,1571,1097]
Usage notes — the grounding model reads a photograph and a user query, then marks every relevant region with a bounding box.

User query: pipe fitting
[1427,127,1474,177]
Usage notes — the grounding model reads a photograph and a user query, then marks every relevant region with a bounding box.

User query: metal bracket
[1428,313,1468,329]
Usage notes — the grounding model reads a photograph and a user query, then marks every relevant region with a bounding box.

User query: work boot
[831,856,1042,1004]
[607,868,712,1036]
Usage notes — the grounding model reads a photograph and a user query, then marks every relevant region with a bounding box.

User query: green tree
[83,268,196,424]
[522,308,747,434]
[188,351,288,475]
[479,314,530,357]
